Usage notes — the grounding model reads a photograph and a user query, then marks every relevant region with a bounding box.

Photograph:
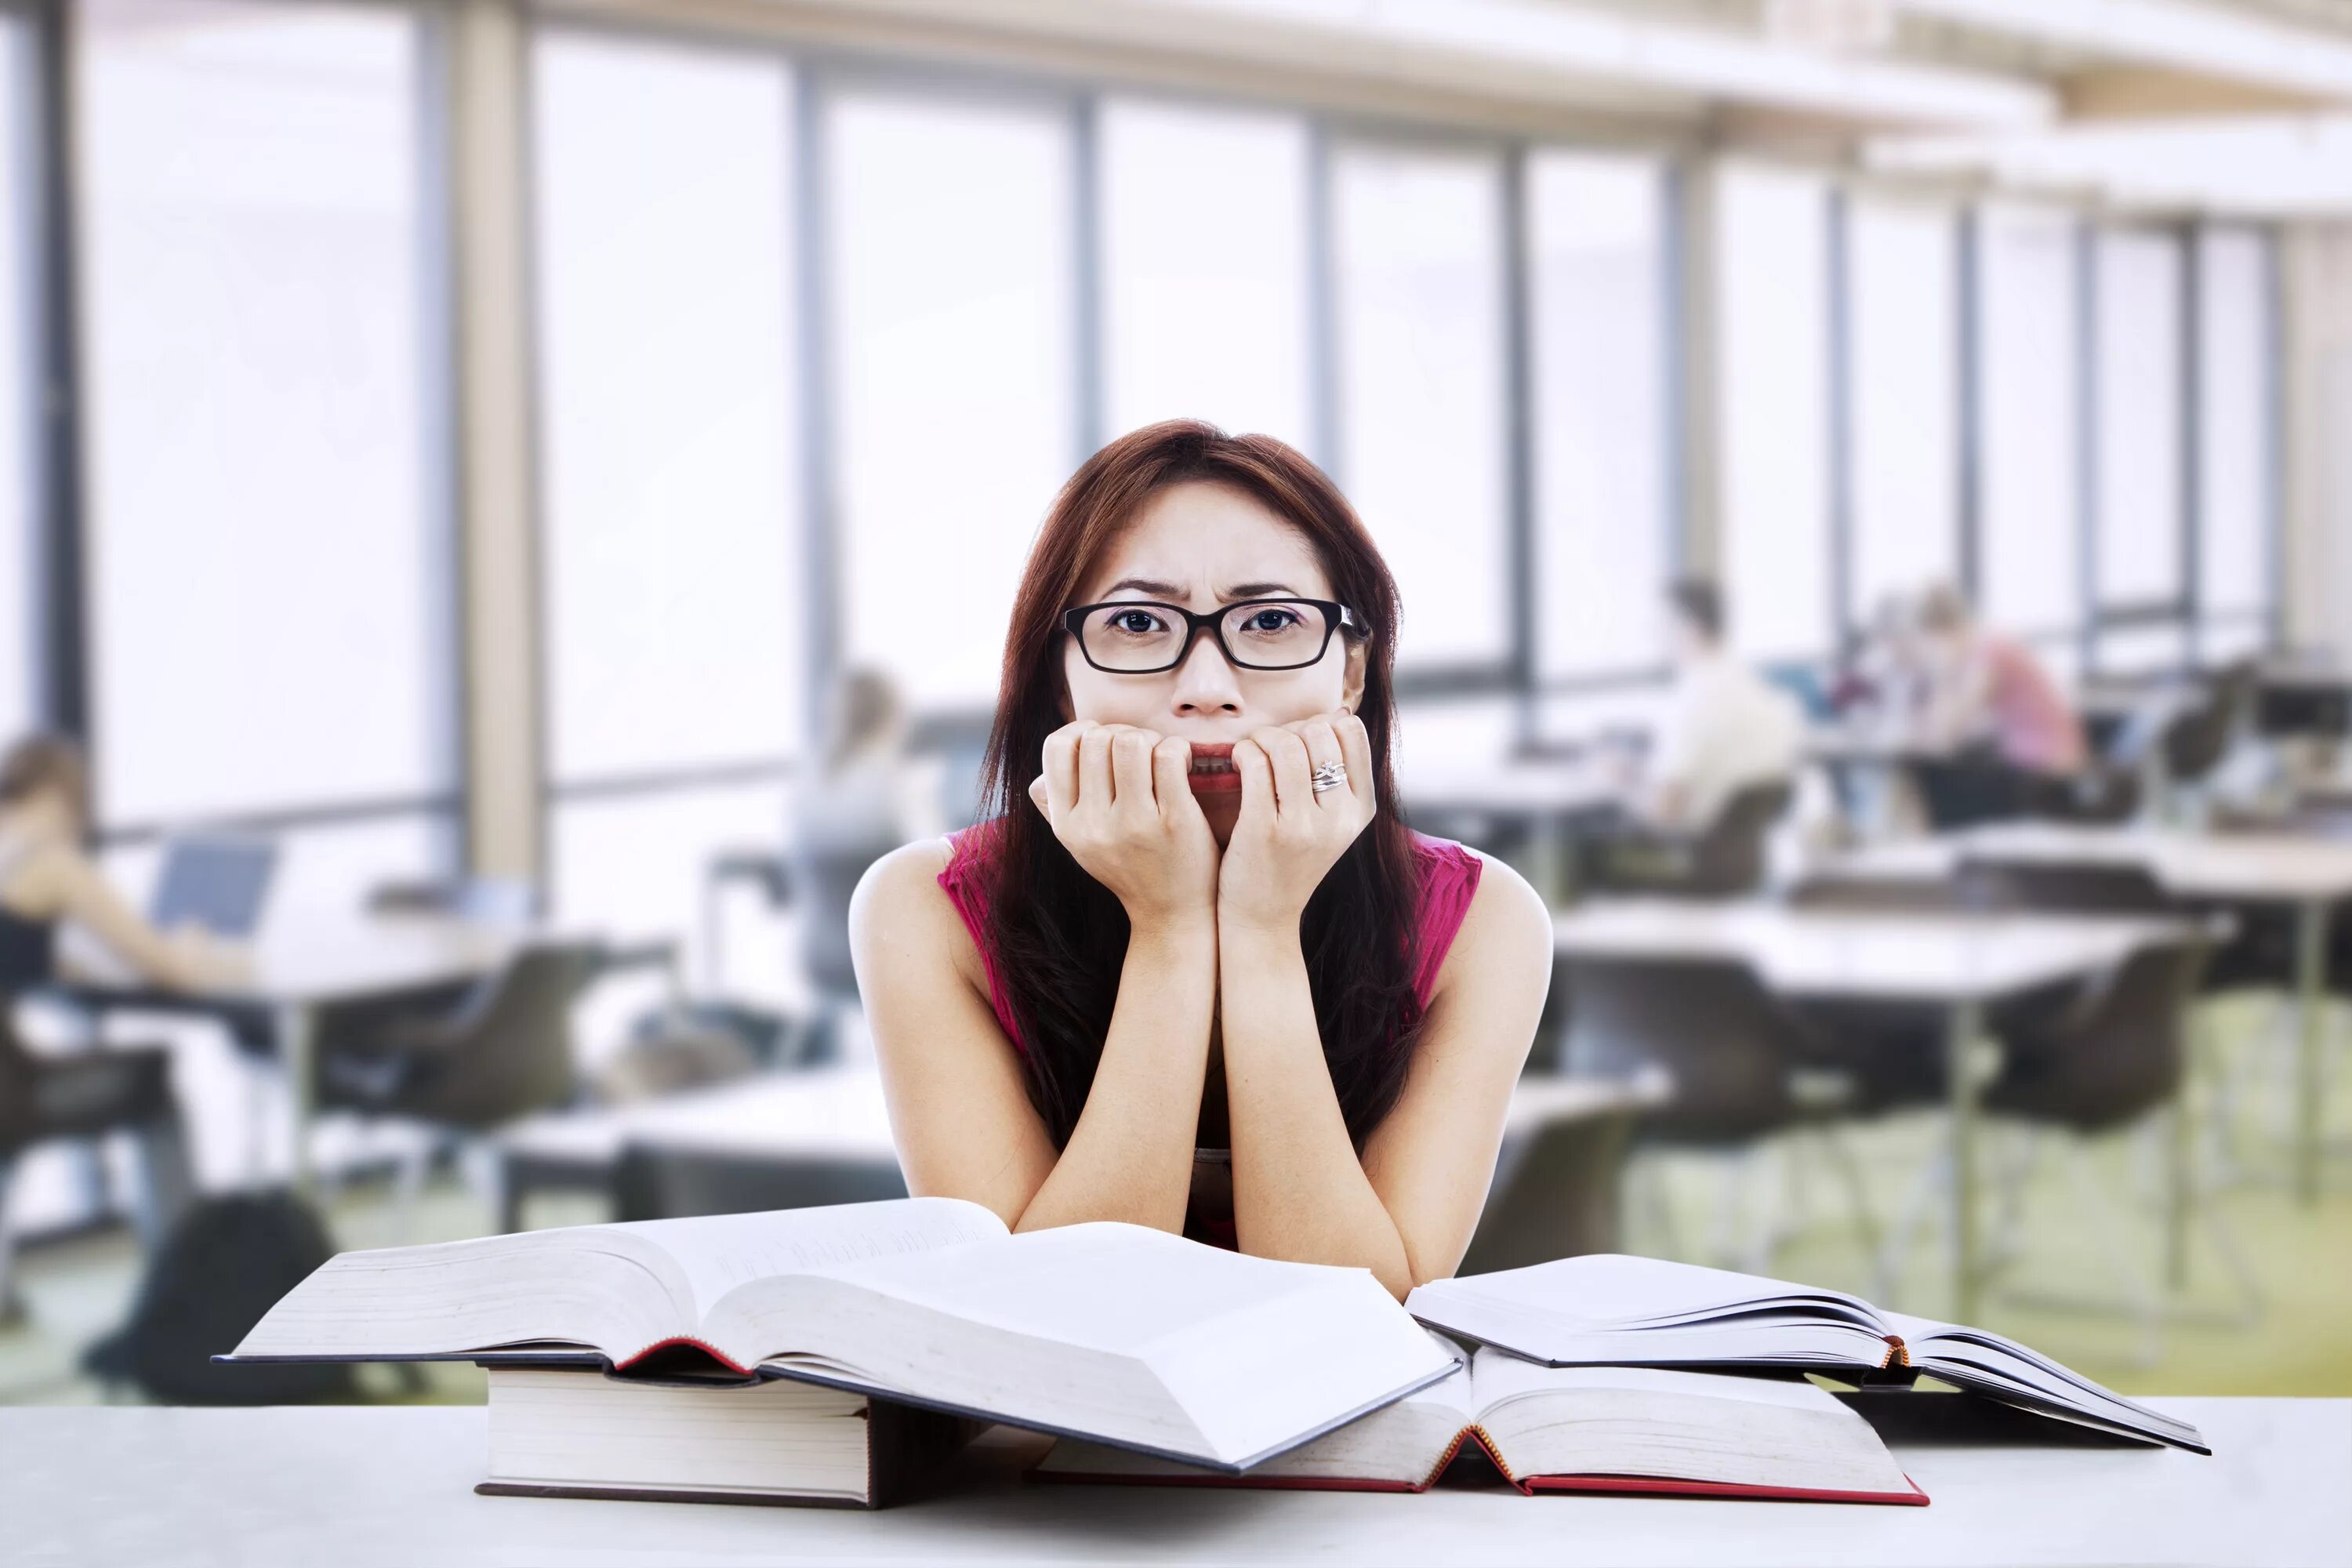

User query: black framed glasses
[1062,598,1362,674]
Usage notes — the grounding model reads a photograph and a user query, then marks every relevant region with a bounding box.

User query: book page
[612,1197,1008,1319]
[1469,1352,1853,1417]
[1413,1254,1885,1331]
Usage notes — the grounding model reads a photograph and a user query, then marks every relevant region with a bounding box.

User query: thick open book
[1406,1255,2207,1454]
[477,1367,972,1508]
[227,1197,1454,1472]
[1040,1337,1925,1504]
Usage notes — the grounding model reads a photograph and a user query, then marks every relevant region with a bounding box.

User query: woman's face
[1061,481,1366,831]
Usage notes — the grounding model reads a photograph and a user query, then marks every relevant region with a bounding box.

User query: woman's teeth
[1190,757,1236,775]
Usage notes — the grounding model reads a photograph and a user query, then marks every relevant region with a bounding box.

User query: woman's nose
[1170,630,1243,716]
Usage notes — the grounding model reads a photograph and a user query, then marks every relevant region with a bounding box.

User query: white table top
[64,914,524,1008]
[4,1399,2339,1567]
[1553,899,2191,1004]
[1838,822,2352,904]
[500,1069,904,1168]
[1395,757,1620,818]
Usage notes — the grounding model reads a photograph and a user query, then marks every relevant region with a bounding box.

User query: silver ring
[1309,761,1348,796]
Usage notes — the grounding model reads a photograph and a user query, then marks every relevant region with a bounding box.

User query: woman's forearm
[1218,924,1414,1297]
[1012,916,1217,1235]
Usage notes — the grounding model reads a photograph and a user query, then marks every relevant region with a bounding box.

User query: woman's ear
[1339,636,1367,716]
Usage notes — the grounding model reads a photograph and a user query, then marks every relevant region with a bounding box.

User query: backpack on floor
[82,1190,358,1404]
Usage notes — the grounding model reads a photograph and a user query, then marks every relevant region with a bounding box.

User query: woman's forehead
[1081,481,1332,603]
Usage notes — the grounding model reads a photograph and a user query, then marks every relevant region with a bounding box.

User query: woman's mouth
[1187,743,1242,794]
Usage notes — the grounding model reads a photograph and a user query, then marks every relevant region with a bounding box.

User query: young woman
[851,422,1551,1298]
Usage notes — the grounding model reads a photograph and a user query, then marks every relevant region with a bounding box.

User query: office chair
[312,941,604,1236]
[1555,952,1875,1272]
[0,997,193,1322]
[1581,779,1795,900]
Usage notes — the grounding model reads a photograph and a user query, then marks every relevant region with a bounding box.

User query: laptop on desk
[149,834,279,939]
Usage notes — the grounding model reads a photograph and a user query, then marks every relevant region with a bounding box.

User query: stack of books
[225,1199,2205,1508]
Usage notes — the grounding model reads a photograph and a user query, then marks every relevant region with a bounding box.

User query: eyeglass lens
[1078,601,1332,671]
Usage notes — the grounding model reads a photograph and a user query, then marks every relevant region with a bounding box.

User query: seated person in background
[851,420,1552,1299]
[1911,583,2087,777]
[0,735,244,994]
[1641,579,1803,833]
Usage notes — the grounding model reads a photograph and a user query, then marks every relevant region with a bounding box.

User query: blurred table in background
[1554,898,2197,1321]
[1830,822,2352,1203]
[1394,755,1619,902]
[57,916,528,1197]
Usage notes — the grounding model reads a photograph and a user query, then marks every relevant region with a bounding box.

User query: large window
[1330,141,1509,672]
[1976,201,2082,640]
[1526,150,1668,681]
[1098,97,1311,449]
[534,34,801,786]
[1717,163,1831,661]
[78,0,452,862]
[829,89,1077,713]
[2092,227,2186,619]
[1846,195,1958,621]
[2196,225,2274,652]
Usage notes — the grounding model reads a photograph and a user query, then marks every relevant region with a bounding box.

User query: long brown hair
[975,420,1425,1150]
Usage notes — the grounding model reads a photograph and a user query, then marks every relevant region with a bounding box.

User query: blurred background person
[1909,583,2089,779]
[1640,580,1804,834]
[0,735,245,996]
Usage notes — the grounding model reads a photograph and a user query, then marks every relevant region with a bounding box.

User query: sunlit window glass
[2093,227,2185,612]
[78,0,450,826]
[1977,201,2081,638]
[533,32,801,784]
[2197,226,2272,631]
[829,92,1076,712]
[1099,97,1310,448]
[1717,162,1831,661]
[1526,149,1668,680]
[1331,142,1508,671]
[1848,195,1958,619]
[0,13,34,745]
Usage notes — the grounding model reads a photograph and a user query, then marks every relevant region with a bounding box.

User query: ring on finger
[1309,760,1348,796]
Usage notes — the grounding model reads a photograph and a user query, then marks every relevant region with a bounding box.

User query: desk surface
[63,914,522,1008]
[1553,899,2189,1004]
[1839,822,2352,903]
[5,1399,2340,1568]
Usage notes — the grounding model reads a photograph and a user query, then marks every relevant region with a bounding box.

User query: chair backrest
[1907,751,2035,830]
[2161,662,2256,784]
[1786,873,1981,915]
[1956,855,2174,915]
[795,839,898,998]
[1556,953,1811,1145]
[1683,779,1794,897]
[406,941,603,1127]
[1989,937,2210,1132]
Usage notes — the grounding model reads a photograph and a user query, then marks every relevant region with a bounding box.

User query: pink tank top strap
[935,826,1026,1052]
[1406,832,1483,1007]
[937,823,1484,1052]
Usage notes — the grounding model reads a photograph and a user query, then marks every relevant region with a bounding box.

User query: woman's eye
[1240,608,1301,635]
[1110,610,1166,636]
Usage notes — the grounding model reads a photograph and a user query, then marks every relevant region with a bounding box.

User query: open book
[1406,1254,2207,1454]
[1040,1336,1925,1504]
[227,1197,1454,1472]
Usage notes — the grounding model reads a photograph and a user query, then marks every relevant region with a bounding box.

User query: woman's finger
[1109,727,1157,811]
[1027,773,1051,818]
[1336,712,1377,817]
[1251,726,1314,817]
[1077,724,1116,812]
[1232,735,1277,827]
[1294,717,1344,808]
[1040,724,1083,822]
[1150,735,1192,818]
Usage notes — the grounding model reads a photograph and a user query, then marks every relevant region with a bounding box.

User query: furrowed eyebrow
[1221,582,1305,602]
[1101,578,1187,599]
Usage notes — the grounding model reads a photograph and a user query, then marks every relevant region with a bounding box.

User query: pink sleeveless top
[935,825,1483,1056]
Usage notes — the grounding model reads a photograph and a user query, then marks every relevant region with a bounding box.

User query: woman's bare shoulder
[850,837,986,981]
[1435,850,1552,997]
